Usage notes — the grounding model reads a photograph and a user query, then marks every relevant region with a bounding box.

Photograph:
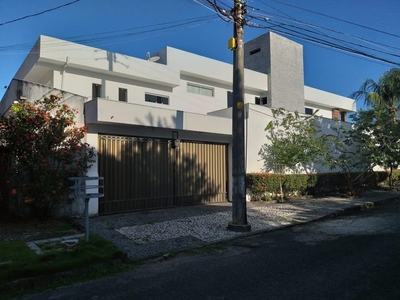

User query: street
[19,201,400,300]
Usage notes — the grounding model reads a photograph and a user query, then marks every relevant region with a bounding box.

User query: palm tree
[350,68,400,112]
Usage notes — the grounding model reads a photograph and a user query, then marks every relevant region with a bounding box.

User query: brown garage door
[98,135,228,214]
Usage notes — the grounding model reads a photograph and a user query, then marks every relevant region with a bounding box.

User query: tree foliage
[349,67,400,189]
[260,69,400,196]
[320,120,371,195]
[322,107,400,194]
[259,108,328,174]
[353,109,400,188]
[259,104,400,196]
[0,95,96,219]
[350,68,400,111]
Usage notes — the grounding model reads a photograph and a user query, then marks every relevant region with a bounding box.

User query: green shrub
[381,169,400,186]
[392,170,400,184]
[246,173,280,201]
[247,171,388,200]
[246,173,316,200]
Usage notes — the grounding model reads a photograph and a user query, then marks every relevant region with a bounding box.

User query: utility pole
[228,0,251,232]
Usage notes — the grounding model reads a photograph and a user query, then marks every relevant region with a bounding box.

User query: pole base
[227,222,251,232]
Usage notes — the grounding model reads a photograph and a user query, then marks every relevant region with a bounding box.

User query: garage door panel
[98,135,227,215]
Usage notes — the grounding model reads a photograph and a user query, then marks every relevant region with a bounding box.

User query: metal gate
[98,135,228,214]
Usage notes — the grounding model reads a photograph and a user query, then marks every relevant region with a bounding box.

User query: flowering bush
[0,95,96,219]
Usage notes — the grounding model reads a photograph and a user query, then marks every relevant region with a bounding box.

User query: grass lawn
[0,218,129,300]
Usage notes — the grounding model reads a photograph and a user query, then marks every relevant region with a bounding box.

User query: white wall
[246,104,275,172]
[85,98,232,135]
[157,46,268,93]
[172,75,229,114]
[57,64,266,115]
[305,86,356,112]
[304,105,332,119]
[25,35,180,90]
[244,103,360,174]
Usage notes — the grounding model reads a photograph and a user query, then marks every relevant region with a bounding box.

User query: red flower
[11,189,17,196]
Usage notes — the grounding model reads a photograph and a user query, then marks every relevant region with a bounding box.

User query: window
[145,93,169,105]
[341,111,347,122]
[119,88,127,102]
[305,108,313,115]
[227,91,233,108]
[92,83,101,99]
[250,48,261,55]
[187,83,214,97]
[255,96,267,105]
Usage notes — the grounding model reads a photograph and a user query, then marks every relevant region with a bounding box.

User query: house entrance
[98,135,228,215]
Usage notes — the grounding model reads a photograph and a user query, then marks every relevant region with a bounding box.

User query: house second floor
[2,33,356,120]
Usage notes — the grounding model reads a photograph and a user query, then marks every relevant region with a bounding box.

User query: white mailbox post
[69,177,104,242]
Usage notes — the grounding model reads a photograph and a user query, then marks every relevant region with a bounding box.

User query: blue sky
[0,0,399,110]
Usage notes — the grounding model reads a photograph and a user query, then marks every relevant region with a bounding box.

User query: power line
[247,5,400,53]
[195,1,399,67]
[267,0,400,39]
[0,0,80,27]
[250,16,400,60]
[0,15,219,54]
[246,19,400,67]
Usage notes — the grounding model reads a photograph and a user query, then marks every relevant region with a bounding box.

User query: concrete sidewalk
[75,189,400,261]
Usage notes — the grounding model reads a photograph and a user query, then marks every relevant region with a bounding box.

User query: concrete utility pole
[228,0,251,232]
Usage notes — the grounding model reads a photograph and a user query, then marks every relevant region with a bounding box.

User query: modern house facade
[0,32,356,216]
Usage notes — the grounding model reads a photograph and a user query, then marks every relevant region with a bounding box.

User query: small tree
[259,108,328,200]
[259,108,328,174]
[321,120,371,195]
[322,107,400,194]
[0,95,96,219]
[351,108,400,189]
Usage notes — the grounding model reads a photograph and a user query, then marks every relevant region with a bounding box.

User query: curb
[311,194,400,222]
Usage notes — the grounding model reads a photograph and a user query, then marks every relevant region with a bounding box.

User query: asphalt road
[19,201,400,300]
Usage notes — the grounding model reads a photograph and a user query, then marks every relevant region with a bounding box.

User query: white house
[0,32,356,216]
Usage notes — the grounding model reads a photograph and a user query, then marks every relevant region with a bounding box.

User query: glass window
[187,83,214,97]
[145,93,169,105]
[305,108,313,115]
[341,111,347,121]
[119,88,127,102]
[255,97,267,105]
[227,91,233,108]
[92,83,101,99]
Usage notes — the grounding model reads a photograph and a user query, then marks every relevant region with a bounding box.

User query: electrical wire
[203,0,400,67]
[0,0,80,27]
[0,15,219,54]
[267,0,400,39]
[249,16,400,60]
[247,4,400,53]
[246,19,400,67]
[1,0,398,69]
